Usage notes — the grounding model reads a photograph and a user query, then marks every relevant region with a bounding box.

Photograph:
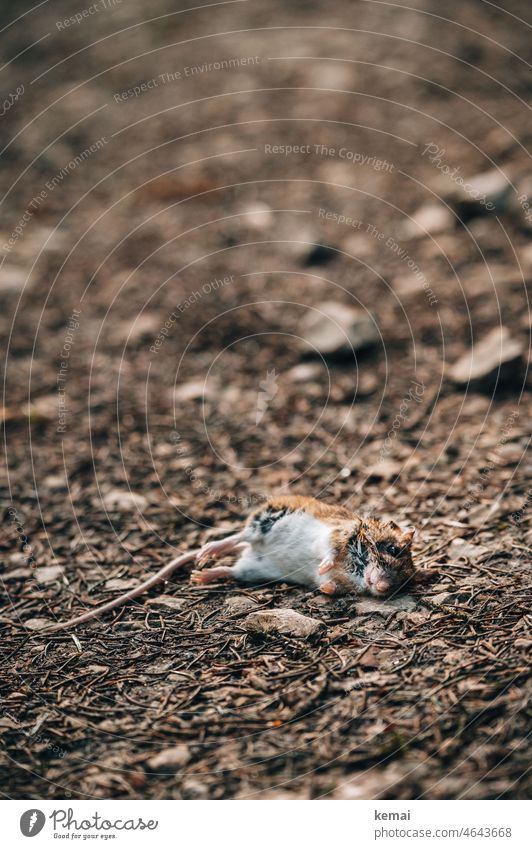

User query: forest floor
[1,0,531,799]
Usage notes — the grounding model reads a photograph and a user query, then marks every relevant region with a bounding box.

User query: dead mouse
[38,495,416,633]
[192,494,415,596]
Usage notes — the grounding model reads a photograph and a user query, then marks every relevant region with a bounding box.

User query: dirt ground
[1,0,531,800]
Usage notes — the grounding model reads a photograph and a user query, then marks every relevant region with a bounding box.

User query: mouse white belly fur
[232,510,332,587]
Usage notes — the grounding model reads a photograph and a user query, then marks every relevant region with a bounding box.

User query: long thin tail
[38,549,200,634]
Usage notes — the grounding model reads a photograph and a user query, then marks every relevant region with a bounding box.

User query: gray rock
[393,273,426,297]
[243,608,325,638]
[300,301,379,357]
[9,553,30,567]
[173,380,208,402]
[366,459,402,481]
[145,595,186,612]
[34,565,63,584]
[223,596,260,617]
[24,618,54,631]
[147,744,191,772]
[116,313,161,344]
[401,203,454,239]
[431,590,470,605]
[42,474,67,490]
[431,592,455,605]
[27,395,57,422]
[181,778,210,799]
[0,265,29,293]
[287,363,322,382]
[335,760,427,800]
[445,168,513,219]
[104,578,140,591]
[448,326,524,391]
[102,489,148,511]
[241,202,273,230]
[356,595,418,616]
[449,538,489,560]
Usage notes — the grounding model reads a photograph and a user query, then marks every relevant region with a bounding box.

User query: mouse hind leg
[191,565,236,585]
[192,501,296,585]
[195,533,247,566]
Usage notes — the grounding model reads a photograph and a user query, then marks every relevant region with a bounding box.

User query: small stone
[173,381,207,401]
[484,127,518,159]
[431,590,470,605]
[241,202,273,230]
[397,610,432,625]
[367,459,402,481]
[146,744,191,772]
[309,594,336,606]
[223,596,260,617]
[400,203,454,239]
[300,301,379,358]
[18,225,67,257]
[445,168,513,219]
[27,395,57,422]
[335,763,423,800]
[343,233,374,257]
[9,553,30,567]
[42,474,67,489]
[104,578,141,591]
[34,565,63,584]
[243,608,325,638]
[181,778,209,799]
[24,618,53,631]
[448,326,524,391]
[393,273,425,297]
[356,595,418,616]
[102,489,148,511]
[287,363,322,382]
[117,314,161,343]
[307,61,354,90]
[449,538,489,560]
[1,265,29,293]
[431,592,454,606]
[492,443,526,465]
[145,595,186,612]
[355,373,378,396]
[144,660,175,674]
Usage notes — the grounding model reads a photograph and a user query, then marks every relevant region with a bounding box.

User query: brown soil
[1,0,530,799]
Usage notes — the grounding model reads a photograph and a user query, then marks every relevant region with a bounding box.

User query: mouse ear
[400,526,415,544]
[387,520,400,531]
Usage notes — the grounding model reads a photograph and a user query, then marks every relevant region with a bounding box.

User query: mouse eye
[386,544,401,557]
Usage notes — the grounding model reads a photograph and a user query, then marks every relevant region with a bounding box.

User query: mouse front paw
[318,556,336,575]
[319,579,341,595]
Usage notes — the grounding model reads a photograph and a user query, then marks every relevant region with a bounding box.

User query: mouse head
[347,519,415,597]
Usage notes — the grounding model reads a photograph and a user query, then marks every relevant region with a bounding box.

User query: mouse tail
[32,548,200,635]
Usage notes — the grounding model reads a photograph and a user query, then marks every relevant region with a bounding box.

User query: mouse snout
[365,566,393,595]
